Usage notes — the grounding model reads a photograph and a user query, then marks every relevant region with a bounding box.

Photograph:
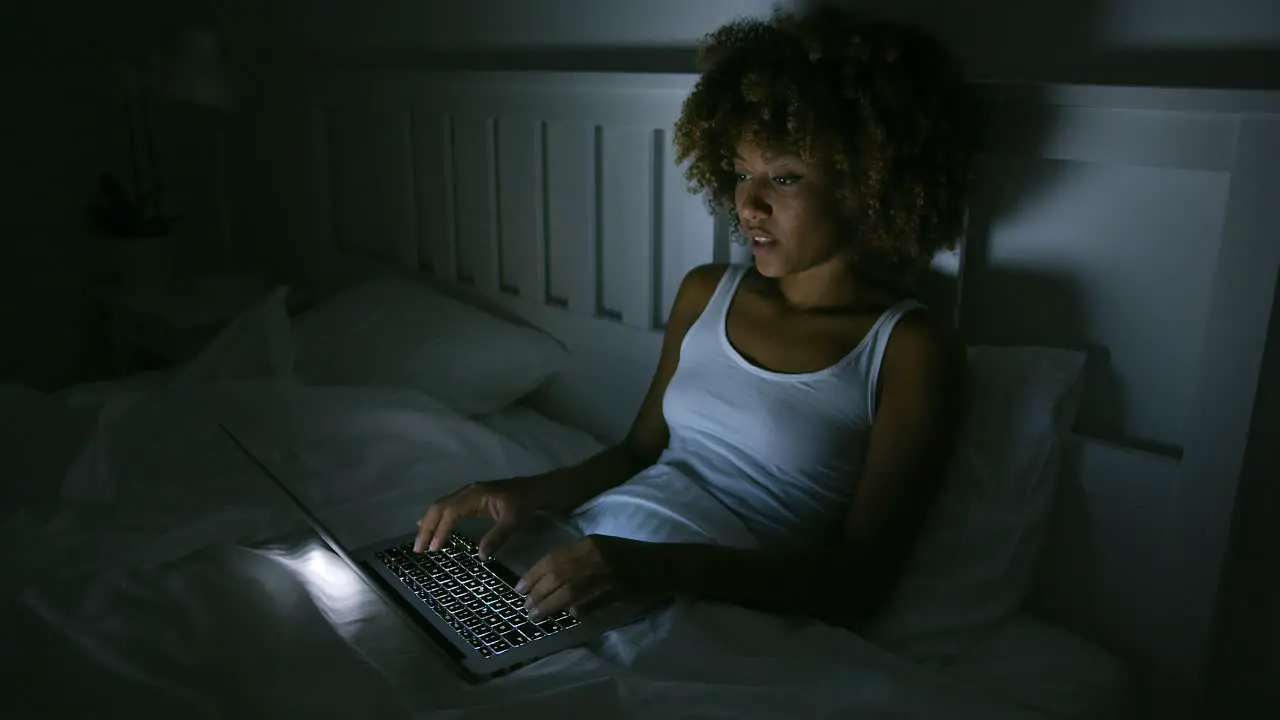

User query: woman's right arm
[415,264,725,554]
[517,263,727,514]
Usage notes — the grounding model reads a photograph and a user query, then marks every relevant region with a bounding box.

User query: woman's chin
[751,249,788,277]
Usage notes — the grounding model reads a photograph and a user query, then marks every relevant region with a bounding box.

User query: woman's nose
[738,186,771,222]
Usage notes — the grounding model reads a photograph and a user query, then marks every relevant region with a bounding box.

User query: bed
[2,364,1128,720]
[2,65,1277,720]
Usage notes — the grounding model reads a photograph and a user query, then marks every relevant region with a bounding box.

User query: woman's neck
[771,257,895,312]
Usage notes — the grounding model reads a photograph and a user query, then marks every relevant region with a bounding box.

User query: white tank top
[574,264,923,549]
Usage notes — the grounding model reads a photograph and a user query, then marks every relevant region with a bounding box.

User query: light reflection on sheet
[255,539,380,630]
[252,537,475,709]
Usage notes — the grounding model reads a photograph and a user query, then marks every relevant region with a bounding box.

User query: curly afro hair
[674,5,974,284]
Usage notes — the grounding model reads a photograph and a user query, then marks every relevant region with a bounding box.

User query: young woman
[414,5,973,630]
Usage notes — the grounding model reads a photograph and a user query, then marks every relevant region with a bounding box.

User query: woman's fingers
[567,588,618,618]
[413,503,445,553]
[478,518,517,561]
[517,552,614,620]
[414,486,482,553]
[527,583,579,621]
[428,506,461,552]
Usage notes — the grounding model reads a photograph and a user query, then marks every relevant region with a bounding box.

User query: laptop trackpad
[453,514,581,578]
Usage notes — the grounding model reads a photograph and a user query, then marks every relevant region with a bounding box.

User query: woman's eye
[734,173,801,186]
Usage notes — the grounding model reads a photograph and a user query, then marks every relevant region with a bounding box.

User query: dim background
[1,1,1276,717]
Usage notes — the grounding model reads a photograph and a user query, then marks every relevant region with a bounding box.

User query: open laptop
[219,422,650,682]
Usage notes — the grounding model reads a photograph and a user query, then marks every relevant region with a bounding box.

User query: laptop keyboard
[376,534,580,657]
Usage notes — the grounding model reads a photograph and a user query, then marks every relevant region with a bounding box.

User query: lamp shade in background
[148,27,236,271]
[152,28,231,111]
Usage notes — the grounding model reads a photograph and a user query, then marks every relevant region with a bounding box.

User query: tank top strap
[691,264,748,332]
[864,299,927,419]
[710,264,749,312]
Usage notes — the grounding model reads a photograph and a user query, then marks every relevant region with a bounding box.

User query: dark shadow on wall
[1206,264,1280,719]
[1001,47,1280,90]
[0,0,228,390]
[0,0,215,69]
[247,45,703,73]
[238,1,1280,88]
[800,0,1280,90]
[262,37,1280,91]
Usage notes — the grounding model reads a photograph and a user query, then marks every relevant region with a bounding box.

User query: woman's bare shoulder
[668,263,732,326]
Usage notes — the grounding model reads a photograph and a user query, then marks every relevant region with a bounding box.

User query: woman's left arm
[652,314,967,626]
[517,314,965,625]
[517,314,966,626]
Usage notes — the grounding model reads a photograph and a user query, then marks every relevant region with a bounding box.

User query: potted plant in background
[90,171,177,292]
[90,61,177,292]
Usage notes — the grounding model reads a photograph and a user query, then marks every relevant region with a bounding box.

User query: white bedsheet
[941,614,1136,720]
[0,380,1085,719]
[480,403,1136,720]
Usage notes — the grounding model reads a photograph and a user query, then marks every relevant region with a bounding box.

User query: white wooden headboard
[233,68,1280,719]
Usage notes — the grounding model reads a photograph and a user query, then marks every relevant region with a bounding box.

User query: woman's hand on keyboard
[414,477,545,558]
[514,534,659,621]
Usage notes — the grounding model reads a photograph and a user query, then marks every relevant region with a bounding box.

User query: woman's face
[733,141,850,279]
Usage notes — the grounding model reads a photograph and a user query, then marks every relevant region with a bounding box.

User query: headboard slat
[544,121,596,314]
[414,114,456,280]
[450,118,500,292]
[495,119,544,298]
[600,125,659,329]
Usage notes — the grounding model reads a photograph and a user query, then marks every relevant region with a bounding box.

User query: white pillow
[865,345,1087,664]
[57,286,296,421]
[52,287,299,505]
[291,275,568,416]
[477,404,606,471]
[0,384,102,507]
[169,285,297,388]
